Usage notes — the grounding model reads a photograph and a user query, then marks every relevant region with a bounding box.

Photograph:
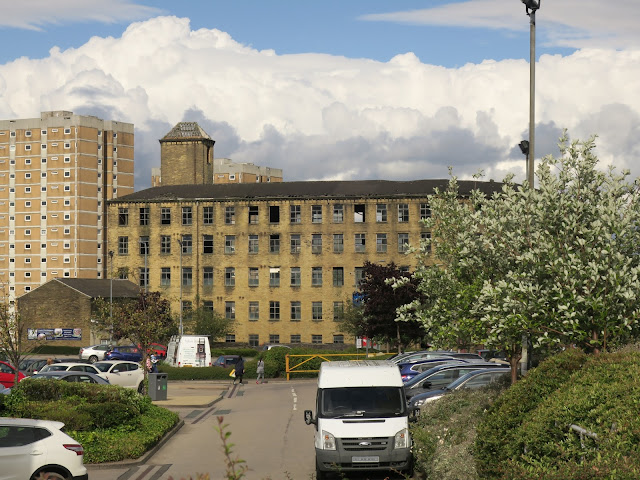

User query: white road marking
[292,388,298,410]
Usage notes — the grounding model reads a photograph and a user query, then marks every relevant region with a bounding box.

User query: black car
[213,355,240,368]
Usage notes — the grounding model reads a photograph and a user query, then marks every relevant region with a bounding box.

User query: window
[64,128,71,134]
[376,203,387,222]
[182,206,192,225]
[270,267,280,287]
[421,231,432,253]
[333,204,344,223]
[64,156,70,163]
[290,205,301,223]
[139,207,149,226]
[25,130,32,136]
[312,267,323,286]
[181,235,192,254]
[377,233,388,253]
[248,235,259,254]
[333,335,345,344]
[25,158,31,165]
[398,233,410,253]
[398,203,409,222]
[312,205,322,223]
[333,234,344,253]
[333,301,344,321]
[269,334,280,344]
[355,233,366,252]
[118,208,128,226]
[333,267,344,287]
[248,267,259,286]
[269,205,280,223]
[225,267,235,287]
[203,267,214,286]
[161,208,171,225]
[182,267,192,286]
[269,234,280,253]
[225,235,236,254]
[420,203,431,220]
[139,236,149,255]
[355,267,365,287]
[312,302,323,321]
[269,301,280,321]
[290,234,301,254]
[312,335,323,344]
[203,235,214,254]
[26,215,31,222]
[160,236,171,254]
[225,302,236,320]
[139,268,149,288]
[290,267,301,287]
[291,334,301,344]
[312,234,322,254]
[25,187,31,193]
[354,204,366,223]
[291,301,301,321]
[25,145,31,151]
[249,302,259,321]
[249,205,259,224]
[118,236,128,255]
[200,301,212,311]
[225,206,235,225]
[248,334,259,347]
[203,206,214,225]
[25,229,31,236]
[161,267,171,286]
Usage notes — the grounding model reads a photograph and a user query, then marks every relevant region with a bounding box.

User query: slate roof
[160,122,212,141]
[49,278,141,299]
[111,179,503,203]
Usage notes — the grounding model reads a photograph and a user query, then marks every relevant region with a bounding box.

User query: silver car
[78,344,110,363]
[38,362,108,380]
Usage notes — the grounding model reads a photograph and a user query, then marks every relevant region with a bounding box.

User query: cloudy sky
[0,0,638,190]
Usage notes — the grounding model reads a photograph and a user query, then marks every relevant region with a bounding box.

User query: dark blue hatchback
[104,345,142,362]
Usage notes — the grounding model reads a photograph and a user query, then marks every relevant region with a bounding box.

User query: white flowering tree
[398,134,640,383]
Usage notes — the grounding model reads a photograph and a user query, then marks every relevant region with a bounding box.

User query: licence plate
[352,456,379,463]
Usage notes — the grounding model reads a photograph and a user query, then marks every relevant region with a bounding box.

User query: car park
[93,360,145,392]
[0,361,26,388]
[213,355,240,368]
[21,359,50,376]
[105,345,143,362]
[408,368,511,411]
[78,344,111,363]
[38,362,107,380]
[0,417,88,480]
[390,350,472,365]
[397,358,471,382]
[30,371,110,385]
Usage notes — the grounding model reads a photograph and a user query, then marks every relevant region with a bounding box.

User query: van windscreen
[319,387,406,418]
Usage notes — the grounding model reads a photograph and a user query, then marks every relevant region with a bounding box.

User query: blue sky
[0,0,638,189]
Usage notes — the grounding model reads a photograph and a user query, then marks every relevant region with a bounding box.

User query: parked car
[105,345,143,362]
[213,355,241,368]
[93,360,144,392]
[146,343,168,359]
[262,344,291,351]
[38,362,107,380]
[0,361,26,388]
[409,368,511,410]
[0,417,88,480]
[397,358,471,382]
[30,371,111,385]
[21,359,50,376]
[78,344,111,363]
[404,362,510,400]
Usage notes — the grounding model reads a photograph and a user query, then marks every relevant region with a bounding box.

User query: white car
[93,360,144,392]
[38,362,108,380]
[0,417,88,480]
[78,344,111,363]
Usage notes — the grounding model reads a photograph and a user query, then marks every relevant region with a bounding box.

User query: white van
[304,360,413,479]
[165,335,211,367]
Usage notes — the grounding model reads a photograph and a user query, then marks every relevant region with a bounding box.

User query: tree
[398,134,640,383]
[186,306,235,342]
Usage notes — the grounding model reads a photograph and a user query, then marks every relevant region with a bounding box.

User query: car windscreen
[319,387,407,418]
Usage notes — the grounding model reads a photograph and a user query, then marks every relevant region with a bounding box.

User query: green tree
[186,306,235,342]
[398,134,640,383]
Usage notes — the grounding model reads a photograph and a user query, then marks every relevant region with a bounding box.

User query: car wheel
[88,355,98,363]
[32,471,67,480]
[137,382,144,394]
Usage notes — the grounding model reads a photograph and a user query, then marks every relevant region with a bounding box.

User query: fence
[285,353,371,380]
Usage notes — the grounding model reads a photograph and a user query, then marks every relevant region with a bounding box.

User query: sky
[0,0,638,190]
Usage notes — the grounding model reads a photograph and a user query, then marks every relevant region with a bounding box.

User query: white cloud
[0,15,638,190]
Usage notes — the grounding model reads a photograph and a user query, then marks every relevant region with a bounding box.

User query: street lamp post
[177,238,183,336]
[522,0,540,188]
[108,250,114,343]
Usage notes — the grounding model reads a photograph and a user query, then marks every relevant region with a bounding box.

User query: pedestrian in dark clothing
[234,356,245,384]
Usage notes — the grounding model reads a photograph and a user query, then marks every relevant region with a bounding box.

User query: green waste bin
[148,373,168,401]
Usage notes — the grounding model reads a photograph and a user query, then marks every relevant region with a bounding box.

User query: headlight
[412,398,425,407]
[394,428,409,449]
[321,430,336,450]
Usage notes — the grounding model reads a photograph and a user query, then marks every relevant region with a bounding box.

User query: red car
[138,343,167,359]
[0,360,26,388]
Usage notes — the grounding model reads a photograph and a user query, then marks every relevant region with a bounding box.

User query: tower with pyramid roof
[159,122,215,185]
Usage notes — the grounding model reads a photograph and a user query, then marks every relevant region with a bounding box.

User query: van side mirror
[304,410,315,425]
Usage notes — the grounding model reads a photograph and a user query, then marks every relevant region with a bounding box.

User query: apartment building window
[248,267,259,287]
[268,334,280,344]
[249,302,259,321]
[333,301,344,321]
[25,229,31,236]
[355,267,365,287]
[269,301,280,321]
[312,267,323,286]
[139,207,149,226]
[118,236,128,255]
[225,302,236,320]
[312,335,323,344]
[333,335,345,344]
[290,234,301,254]
[290,205,301,223]
[312,302,323,321]
[291,334,301,344]
[225,235,236,254]
[249,205,259,224]
[182,267,192,286]
[354,204,366,223]
[290,267,301,286]
[203,267,214,286]
[377,203,387,222]
[225,267,235,287]
[421,232,432,253]
[139,268,149,288]
[203,206,214,225]
[333,234,344,253]
[377,233,387,253]
[269,205,280,223]
[225,206,235,225]
[181,235,192,254]
[248,235,259,254]
[161,267,171,286]
[312,234,322,254]
[398,233,410,253]
[355,233,366,252]
[398,203,409,222]
[64,156,70,163]
[64,128,71,134]
[25,130,31,136]
[182,206,192,225]
[139,236,149,255]
[118,208,128,226]
[160,236,171,254]
[25,145,31,151]
[203,301,214,311]
[420,203,431,220]
[270,267,280,287]
[161,208,171,225]
[269,234,280,253]
[203,235,214,254]
[333,204,344,223]
[333,267,344,287]
[291,301,301,321]
[248,334,258,347]
[312,205,322,223]
[25,173,31,179]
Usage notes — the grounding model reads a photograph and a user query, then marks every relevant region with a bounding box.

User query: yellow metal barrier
[285,353,370,381]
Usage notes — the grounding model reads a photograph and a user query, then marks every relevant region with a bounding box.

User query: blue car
[104,345,142,362]
[397,357,470,382]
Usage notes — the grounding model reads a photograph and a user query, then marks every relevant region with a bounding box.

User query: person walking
[233,356,245,384]
[256,356,265,384]
[150,354,159,373]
